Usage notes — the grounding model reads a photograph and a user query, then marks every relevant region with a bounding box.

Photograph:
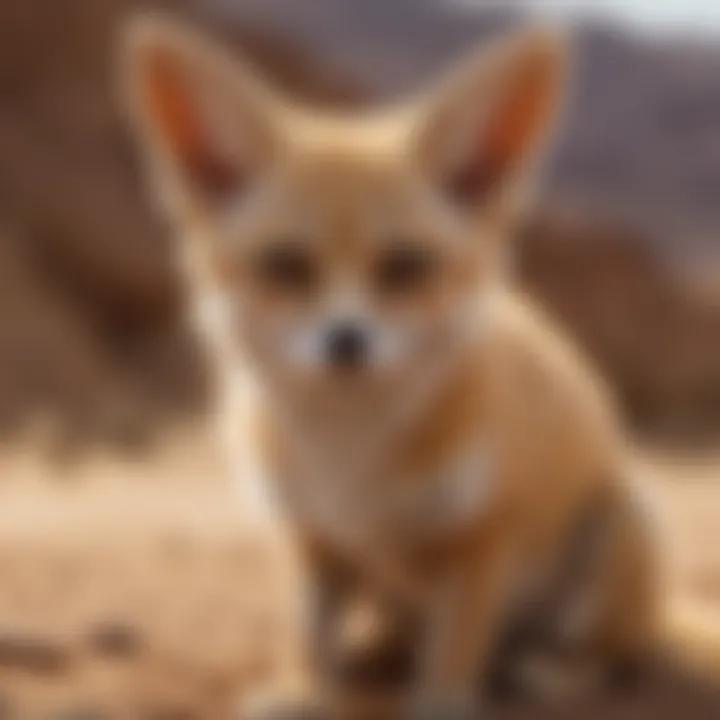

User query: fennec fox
[122,15,720,719]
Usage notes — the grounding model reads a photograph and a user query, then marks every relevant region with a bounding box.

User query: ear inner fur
[415,30,565,207]
[139,48,245,200]
[123,16,287,207]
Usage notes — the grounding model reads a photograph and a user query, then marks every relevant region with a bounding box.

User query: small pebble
[86,620,144,659]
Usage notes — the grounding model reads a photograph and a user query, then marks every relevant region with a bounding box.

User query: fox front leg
[409,541,518,720]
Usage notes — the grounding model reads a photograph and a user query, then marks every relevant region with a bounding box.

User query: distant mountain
[550,24,720,263]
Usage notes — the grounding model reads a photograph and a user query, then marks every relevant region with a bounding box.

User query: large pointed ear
[121,15,283,214]
[411,28,567,211]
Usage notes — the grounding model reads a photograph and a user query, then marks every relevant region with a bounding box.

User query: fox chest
[280,445,496,551]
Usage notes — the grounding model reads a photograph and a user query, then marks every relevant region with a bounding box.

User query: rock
[0,630,72,674]
[518,214,720,428]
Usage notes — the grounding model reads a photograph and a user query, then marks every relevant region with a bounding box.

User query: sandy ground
[0,428,717,719]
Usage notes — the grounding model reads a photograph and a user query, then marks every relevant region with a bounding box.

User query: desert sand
[0,428,717,719]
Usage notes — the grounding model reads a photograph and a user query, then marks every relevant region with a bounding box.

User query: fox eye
[375,242,436,294]
[254,242,317,293]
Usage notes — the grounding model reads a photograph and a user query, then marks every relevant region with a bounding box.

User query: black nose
[325,324,367,368]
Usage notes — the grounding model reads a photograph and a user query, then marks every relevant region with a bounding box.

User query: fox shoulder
[482,289,624,476]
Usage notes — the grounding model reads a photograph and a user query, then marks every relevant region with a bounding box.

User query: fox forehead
[278,109,420,190]
[238,112,449,245]
[282,107,413,158]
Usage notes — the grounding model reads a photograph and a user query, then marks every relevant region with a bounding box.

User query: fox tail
[662,597,720,680]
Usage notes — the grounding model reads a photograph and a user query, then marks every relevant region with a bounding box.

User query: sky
[522,0,720,32]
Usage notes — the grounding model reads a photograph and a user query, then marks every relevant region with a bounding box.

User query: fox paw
[407,694,478,720]
[244,705,326,720]
[240,691,328,720]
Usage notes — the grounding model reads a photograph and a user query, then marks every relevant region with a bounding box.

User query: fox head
[122,16,565,406]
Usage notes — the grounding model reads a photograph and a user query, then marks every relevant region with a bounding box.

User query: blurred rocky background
[1,0,719,451]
